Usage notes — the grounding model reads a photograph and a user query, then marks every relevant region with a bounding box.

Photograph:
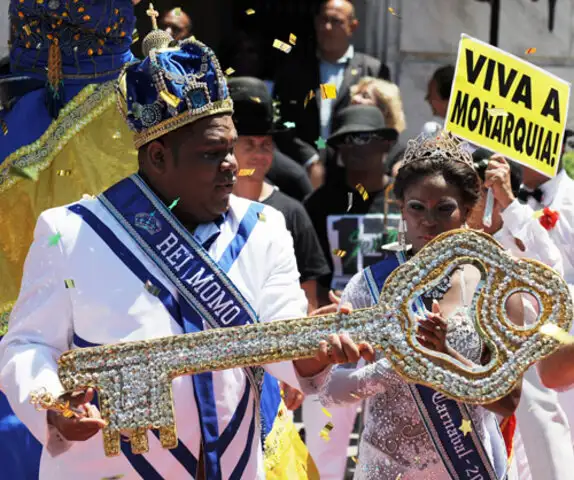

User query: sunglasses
[340,132,388,146]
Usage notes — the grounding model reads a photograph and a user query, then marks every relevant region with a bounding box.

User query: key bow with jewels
[42,229,572,457]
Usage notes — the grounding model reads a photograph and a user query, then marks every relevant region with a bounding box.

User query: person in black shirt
[228,76,330,313]
[305,104,400,297]
[267,149,313,202]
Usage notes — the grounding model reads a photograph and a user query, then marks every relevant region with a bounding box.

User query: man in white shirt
[466,151,574,479]
[0,31,371,480]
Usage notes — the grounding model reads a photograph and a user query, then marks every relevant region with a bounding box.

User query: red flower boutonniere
[538,207,560,231]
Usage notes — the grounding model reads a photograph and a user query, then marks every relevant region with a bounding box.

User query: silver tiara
[401,131,475,170]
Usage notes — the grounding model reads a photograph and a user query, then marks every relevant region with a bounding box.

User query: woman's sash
[69,174,282,480]
[364,256,507,480]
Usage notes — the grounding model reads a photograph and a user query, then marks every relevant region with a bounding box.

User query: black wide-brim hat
[227,77,287,136]
[327,104,399,147]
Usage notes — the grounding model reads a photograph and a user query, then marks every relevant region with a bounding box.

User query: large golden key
[51,229,572,457]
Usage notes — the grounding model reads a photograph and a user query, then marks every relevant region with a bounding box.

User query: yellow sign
[445,34,571,178]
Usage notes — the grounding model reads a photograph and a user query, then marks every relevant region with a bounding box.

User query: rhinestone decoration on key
[52,229,572,457]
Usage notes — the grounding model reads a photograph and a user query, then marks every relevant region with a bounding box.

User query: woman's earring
[399,218,408,251]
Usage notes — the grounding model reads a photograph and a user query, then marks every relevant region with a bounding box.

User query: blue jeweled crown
[117,32,234,148]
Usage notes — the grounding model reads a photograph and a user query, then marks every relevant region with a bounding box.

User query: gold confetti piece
[64,279,75,289]
[23,24,31,35]
[525,47,537,54]
[173,7,182,16]
[320,421,334,441]
[349,392,360,399]
[1,118,8,135]
[250,96,261,103]
[540,324,574,344]
[246,8,255,15]
[459,419,472,436]
[320,83,337,100]
[48,232,62,246]
[144,280,161,297]
[388,6,401,17]
[303,90,316,108]
[322,407,332,418]
[132,28,139,44]
[395,475,402,480]
[333,249,347,258]
[257,212,266,222]
[289,33,297,45]
[57,169,72,176]
[356,183,369,201]
[487,108,508,117]
[533,210,545,219]
[238,169,255,177]
[351,456,358,464]
[273,39,292,54]
[168,198,180,210]
[160,90,181,108]
[9,165,39,181]
[225,67,235,76]
[351,68,358,76]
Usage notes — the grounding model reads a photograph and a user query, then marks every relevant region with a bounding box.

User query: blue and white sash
[68,174,282,479]
[364,255,507,480]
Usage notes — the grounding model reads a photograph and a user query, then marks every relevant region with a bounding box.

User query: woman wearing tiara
[318,132,522,479]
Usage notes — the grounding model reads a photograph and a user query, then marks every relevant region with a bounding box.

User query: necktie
[517,187,544,204]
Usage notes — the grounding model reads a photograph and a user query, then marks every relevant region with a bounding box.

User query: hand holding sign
[484,155,516,210]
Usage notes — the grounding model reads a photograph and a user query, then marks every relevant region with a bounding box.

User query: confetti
[388,6,401,17]
[304,90,316,108]
[333,249,347,258]
[9,165,39,181]
[540,324,574,344]
[533,210,545,219]
[320,83,337,100]
[250,96,261,103]
[173,7,182,16]
[48,232,62,246]
[315,137,327,150]
[351,68,359,76]
[246,8,255,15]
[112,130,122,139]
[349,392,360,399]
[289,33,297,45]
[225,67,235,76]
[396,475,402,480]
[257,212,266,222]
[144,280,161,297]
[356,183,369,201]
[64,279,75,289]
[351,456,358,464]
[487,108,509,117]
[1,118,7,135]
[238,169,255,177]
[57,169,72,176]
[459,419,472,436]
[168,198,180,210]
[525,47,537,54]
[321,407,332,418]
[283,121,296,129]
[346,192,353,212]
[319,421,334,442]
[273,39,292,54]
[132,28,139,44]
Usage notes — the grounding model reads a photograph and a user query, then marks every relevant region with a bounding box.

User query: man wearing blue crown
[0,6,371,480]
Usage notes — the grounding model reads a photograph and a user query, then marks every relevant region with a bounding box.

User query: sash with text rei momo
[364,255,507,480]
[70,174,282,480]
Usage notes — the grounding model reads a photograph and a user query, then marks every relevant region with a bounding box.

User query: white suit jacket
[0,193,309,480]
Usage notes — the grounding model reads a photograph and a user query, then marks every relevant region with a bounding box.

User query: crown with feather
[401,131,475,171]
[116,3,233,148]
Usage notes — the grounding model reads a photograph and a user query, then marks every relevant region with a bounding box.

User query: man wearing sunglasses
[302,104,398,479]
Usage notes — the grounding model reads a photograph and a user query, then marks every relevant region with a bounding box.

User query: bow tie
[517,187,544,204]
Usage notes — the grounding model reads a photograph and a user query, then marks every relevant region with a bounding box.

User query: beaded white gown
[319,271,512,480]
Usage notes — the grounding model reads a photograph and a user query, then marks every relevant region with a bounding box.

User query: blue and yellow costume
[0,1,139,477]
